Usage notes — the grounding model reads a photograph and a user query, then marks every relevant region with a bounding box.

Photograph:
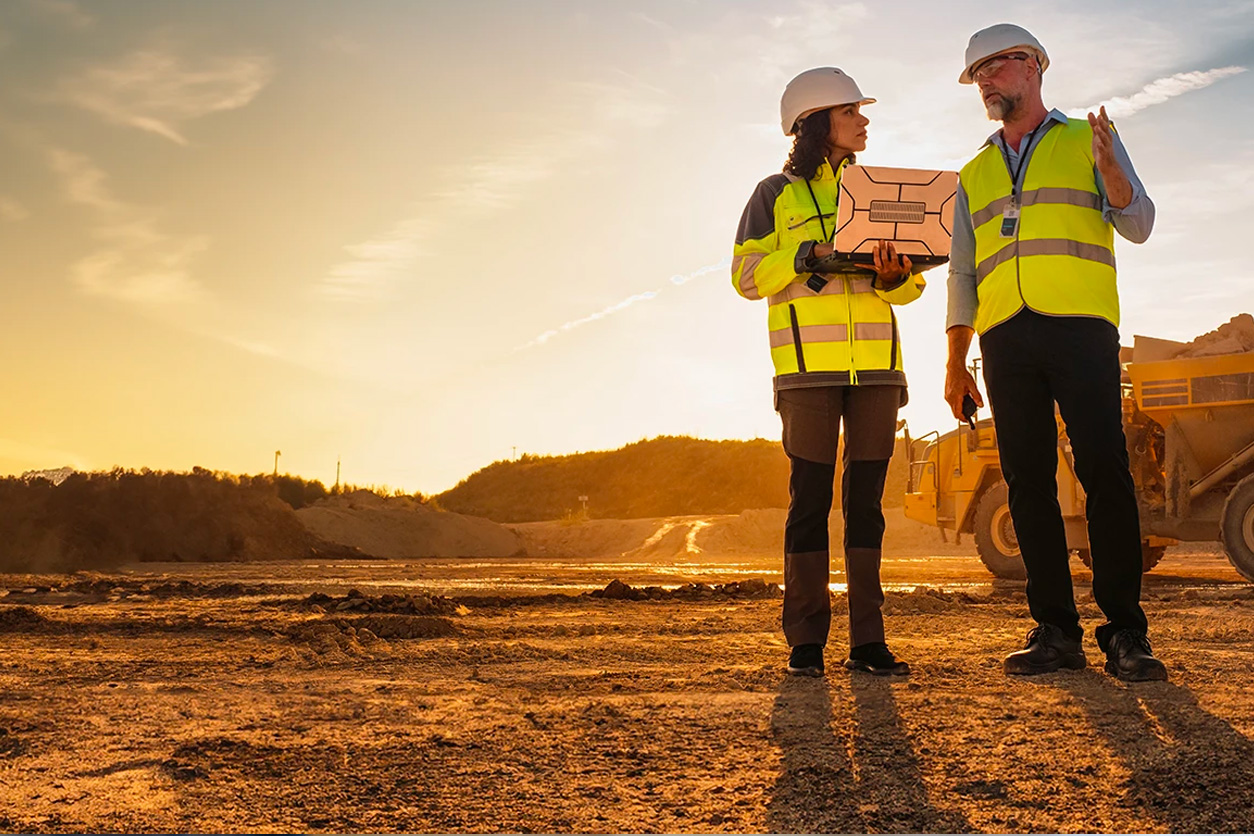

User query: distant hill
[435,435,912,523]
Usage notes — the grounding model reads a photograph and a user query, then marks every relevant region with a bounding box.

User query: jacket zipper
[889,307,899,371]
[844,280,858,385]
[788,304,807,373]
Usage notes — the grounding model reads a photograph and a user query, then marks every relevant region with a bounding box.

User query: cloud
[318,78,674,302]
[515,257,730,350]
[58,48,273,144]
[47,149,207,305]
[666,1,869,88]
[319,215,435,302]
[0,197,30,222]
[1068,66,1247,119]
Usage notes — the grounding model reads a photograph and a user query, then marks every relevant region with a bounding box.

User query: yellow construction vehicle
[904,343,1254,581]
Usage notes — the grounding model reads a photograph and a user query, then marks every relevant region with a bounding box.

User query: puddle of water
[112,557,1250,599]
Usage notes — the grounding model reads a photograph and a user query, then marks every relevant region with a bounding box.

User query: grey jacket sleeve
[946,183,978,331]
[1095,128,1155,244]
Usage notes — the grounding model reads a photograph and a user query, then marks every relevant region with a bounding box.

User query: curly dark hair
[784,108,853,181]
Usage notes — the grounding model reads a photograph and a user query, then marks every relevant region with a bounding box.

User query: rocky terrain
[0,548,1251,833]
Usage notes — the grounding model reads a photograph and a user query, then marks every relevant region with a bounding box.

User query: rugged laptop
[811,164,959,273]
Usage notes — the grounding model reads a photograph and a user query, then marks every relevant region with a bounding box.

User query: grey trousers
[776,385,901,649]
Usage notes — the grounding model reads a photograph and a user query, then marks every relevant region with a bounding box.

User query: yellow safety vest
[732,158,925,388]
[961,118,1118,335]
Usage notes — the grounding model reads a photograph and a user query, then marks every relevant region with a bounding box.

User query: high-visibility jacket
[961,117,1117,335]
[732,157,925,392]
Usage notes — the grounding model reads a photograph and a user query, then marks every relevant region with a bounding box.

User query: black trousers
[980,309,1148,651]
[776,385,900,648]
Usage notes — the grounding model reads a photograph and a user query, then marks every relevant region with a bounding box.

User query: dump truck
[903,340,1254,582]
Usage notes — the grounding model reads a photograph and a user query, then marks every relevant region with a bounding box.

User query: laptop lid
[812,164,958,272]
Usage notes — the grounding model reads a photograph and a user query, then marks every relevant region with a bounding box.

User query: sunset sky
[2,0,1251,494]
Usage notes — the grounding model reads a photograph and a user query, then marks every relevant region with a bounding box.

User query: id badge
[999,198,1020,239]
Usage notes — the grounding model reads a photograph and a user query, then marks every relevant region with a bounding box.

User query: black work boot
[787,643,824,677]
[1104,629,1168,682]
[845,642,910,676]
[1003,624,1087,675]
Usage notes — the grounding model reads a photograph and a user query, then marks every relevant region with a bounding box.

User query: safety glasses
[972,52,1031,82]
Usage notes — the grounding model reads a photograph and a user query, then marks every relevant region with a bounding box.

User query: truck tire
[1220,473,1254,582]
[973,482,1026,580]
[1141,545,1166,572]
[1075,544,1166,573]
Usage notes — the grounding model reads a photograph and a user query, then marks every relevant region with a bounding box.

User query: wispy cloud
[667,1,869,88]
[319,78,674,302]
[320,215,435,302]
[217,335,282,359]
[514,257,730,350]
[1068,66,1247,119]
[57,47,273,144]
[47,149,207,305]
[0,197,29,222]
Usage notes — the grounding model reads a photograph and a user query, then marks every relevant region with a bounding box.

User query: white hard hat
[959,23,1049,84]
[780,67,875,136]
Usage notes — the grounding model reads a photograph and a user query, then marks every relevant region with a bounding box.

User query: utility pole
[512,446,517,460]
[335,457,341,491]
[274,450,281,477]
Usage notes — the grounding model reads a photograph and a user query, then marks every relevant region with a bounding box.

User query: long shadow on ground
[767,675,969,833]
[1054,670,1254,833]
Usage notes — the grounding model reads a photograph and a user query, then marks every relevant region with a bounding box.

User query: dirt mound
[0,606,51,631]
[298,491,524,558]
[59,578,274,600]
[287,621,374,660]
[589,578,782,602]
[1176,313,1254,358]
[335,614,458,640]
[0,470,319,572]
[287,614,457,660]
[881,586,983,614]
[301,588,460,616]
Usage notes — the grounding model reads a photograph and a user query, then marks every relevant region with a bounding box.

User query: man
[944,24,1167,681]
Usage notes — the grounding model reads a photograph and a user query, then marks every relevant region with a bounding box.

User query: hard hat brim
[785,97,877,136]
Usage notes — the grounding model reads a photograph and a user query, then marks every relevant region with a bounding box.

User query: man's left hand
[1088,105,1132,208]
[859,239,912,287]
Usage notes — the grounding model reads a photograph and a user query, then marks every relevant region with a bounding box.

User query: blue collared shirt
[946,108,1155,331]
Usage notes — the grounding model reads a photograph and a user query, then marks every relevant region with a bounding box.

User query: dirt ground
[2,534,1253,833]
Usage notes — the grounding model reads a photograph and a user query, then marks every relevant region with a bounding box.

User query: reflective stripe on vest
[961,118,1118,334]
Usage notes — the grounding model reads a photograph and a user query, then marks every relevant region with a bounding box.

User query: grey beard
[985,92,1022,122]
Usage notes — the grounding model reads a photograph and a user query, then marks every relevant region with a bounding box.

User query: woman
[732,67,926,677]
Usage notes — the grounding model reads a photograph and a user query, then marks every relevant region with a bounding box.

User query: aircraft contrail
[1069,66,1246,120]
[515,257,731,350]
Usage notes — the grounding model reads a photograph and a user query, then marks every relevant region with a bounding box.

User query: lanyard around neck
[804,177,837,244]
[1002,121,1046,196]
